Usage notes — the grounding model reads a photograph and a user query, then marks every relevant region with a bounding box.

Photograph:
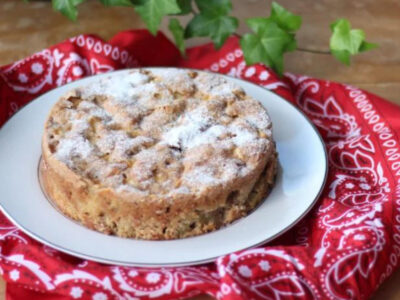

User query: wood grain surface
[0,0,399,299]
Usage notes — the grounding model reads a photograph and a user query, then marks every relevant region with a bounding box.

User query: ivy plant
[27,0,378,76]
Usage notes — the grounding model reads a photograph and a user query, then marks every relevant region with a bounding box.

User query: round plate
[0,68,327,267]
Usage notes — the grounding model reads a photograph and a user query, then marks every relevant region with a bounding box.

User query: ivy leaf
[330,18,378,65]
[195,0,231,15]
[99,0,133,6]
[186,14,238,48]
[239,1,301,74]
[185,0,238,48]
[175,0,192,15]
[285,36,297,51]
[134,0,181,35]
[169,18,186,55]
[52,0,84,21]
[240,18,294,76]
[270,1,302,32]
[359,41,379,52]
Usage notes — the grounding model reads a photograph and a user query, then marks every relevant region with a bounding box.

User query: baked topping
[46,69,272,194]
[42,68,278,239]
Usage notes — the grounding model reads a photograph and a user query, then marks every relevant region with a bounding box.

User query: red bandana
[1,30,400,300]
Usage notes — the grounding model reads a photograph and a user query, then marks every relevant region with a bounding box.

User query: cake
[40,68,277,240]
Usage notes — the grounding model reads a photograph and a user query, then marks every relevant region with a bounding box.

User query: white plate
[0,68,327,267]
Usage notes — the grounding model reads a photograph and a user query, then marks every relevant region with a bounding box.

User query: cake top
[44,69,273,196]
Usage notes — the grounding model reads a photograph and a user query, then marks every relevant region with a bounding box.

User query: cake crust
[41,69,277,240]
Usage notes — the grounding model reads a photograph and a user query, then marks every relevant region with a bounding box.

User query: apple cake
[41,68,277,240]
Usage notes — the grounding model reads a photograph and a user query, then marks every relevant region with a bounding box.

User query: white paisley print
[0,33,399,299]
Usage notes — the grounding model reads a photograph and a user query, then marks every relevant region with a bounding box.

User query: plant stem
[297,47,331,55]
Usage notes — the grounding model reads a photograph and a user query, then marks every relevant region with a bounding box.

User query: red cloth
[1,30,400,300]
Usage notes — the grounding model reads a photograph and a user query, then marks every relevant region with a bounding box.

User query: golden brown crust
[41,69,277,240]
[40,151,277,239]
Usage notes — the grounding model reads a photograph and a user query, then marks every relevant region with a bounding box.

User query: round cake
[41,68,277,240]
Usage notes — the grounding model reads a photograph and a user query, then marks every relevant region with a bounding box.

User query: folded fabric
[1,29,400,300]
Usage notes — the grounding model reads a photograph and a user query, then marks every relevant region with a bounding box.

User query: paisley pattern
[0,49,54,94]
[1,31,400,299]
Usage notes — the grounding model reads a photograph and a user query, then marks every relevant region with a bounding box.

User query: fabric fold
[0,30,399,300]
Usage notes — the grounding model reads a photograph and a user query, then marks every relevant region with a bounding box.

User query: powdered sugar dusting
[49,69,274,194]
[80,72,150,104]
[69,118,90,135]
[185,165,217,185]
[54,101,111,166]
[78,100,111,120]
[183,156,249,188]
[161,105,262,150]
[245,110,271,131]
[161,106,213,149]
[168,186,191,196]
[229,124,258,146]
[195,72,244,98]
[96,131,153,161]
[116,184,149,195]
[55,135,93,167]
[191,125,226,148]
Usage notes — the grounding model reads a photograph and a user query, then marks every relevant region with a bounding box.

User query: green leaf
[285,37,297,52]
[331,49,350,66]
[270,1,302,32]
[185,0,237,48]
[134,0,181,35]
[176,0,192,15]
[240,18,294,76]
[359,41,378,52]
[330,19,363,55]
[330,18,377,65]
[195,0,231,16]
[169,18,186,56]
[186,14,238,48]
[52,0,84,21]
[99,0,133,6]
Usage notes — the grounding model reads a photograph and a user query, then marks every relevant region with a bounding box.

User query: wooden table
[0,0,399,299]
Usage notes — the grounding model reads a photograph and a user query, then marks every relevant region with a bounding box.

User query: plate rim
[0,67,328,267]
